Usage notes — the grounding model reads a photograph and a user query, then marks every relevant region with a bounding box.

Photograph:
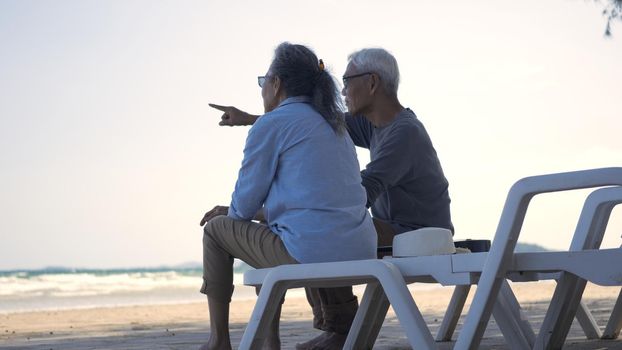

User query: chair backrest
[569,186,622,251]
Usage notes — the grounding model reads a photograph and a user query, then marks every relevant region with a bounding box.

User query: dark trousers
[304,218,396,334]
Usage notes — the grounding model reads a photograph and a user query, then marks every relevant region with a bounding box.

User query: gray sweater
[346,108,454,234]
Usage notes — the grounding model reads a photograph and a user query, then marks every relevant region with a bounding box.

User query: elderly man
[209,47,453,350]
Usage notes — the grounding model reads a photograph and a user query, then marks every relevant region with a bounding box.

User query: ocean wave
[0,262,443,313]
[0,271,208,297]
[0,261,254,312]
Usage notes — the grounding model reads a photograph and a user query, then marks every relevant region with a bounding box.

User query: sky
[0,0,621,270]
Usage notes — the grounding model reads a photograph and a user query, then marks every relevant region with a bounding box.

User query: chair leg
[376,263,437,349]
[435,285,470,342]
[454,274,505,350]
[575,300,602,339]
[493,283,532,350]
[344,282,390,350]
[534,276,588,350]
[602,289,622,339]
[434,283,534,346]
[498,280,536,347]
[238,280,287,350]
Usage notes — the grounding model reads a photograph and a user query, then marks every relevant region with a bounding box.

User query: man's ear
[369,73,380,95]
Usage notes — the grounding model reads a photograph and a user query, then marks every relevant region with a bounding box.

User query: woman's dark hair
[269,42,346,134]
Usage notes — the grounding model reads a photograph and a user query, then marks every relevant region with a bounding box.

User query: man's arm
[209,103,260,126]
[345,113,372,148]
[360,126,417,207]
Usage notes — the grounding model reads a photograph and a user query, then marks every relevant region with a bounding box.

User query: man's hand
[200,205,229,226]
[209,103,259,126]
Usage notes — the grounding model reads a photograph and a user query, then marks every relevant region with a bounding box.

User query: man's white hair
[347,48,400,95]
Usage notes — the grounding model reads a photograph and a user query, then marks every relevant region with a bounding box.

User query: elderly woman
[198,42,377,350]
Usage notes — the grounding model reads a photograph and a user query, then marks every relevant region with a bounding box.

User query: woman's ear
[272,76,288,104]
[272,75,282,96]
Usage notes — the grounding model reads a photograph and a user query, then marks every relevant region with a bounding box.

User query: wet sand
[1,281,621,349]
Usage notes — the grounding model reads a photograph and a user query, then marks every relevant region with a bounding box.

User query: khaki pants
[304,218,396,334]
[201,215,298,303]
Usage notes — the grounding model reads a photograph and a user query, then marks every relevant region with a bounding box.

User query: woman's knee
[203,215,229,239]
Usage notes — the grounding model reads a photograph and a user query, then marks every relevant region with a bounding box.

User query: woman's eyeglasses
[257,75,273,88]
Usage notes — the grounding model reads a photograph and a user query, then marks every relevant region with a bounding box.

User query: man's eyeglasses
[342,72,372,89]
[257,75,273,88]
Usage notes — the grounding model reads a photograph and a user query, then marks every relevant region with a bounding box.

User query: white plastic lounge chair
[434,185,622,346]
[453,168,622,350]
[241,259,438,349]
[240,167,622,350]
[347,173,622,349]
[242,239,532,350]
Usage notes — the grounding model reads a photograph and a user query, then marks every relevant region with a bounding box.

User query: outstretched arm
[209,103,260,126]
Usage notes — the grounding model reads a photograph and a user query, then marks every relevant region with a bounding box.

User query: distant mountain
[9,243,550,274]
[514,242,550,252]
[169,261,202,269]
[166,243,552,271]
[170,260,253,273]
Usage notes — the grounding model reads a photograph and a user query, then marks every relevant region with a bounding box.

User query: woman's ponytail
[311,67,346,134]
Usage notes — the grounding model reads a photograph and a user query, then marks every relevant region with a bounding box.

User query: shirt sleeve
[345,113,372,149]
[360,124,418,208]
[227,117,280,221]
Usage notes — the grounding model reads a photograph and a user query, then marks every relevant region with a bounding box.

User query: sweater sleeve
[227,117,280,221]
[345,113,372,149]
[360,124,418,208]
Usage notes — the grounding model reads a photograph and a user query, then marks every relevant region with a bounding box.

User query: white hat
[392,227,456,257]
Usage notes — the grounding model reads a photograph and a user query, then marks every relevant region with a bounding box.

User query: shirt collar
[277,96,311,107]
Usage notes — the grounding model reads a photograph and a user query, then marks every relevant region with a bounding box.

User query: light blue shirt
[228,96,377,263]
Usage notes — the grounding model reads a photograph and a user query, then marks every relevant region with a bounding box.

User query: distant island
[2,243,551,274]
[163,242,552,271]
[514,242,550,253]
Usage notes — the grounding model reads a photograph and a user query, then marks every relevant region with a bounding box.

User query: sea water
[0,260,265,313]
[0,260,440,314]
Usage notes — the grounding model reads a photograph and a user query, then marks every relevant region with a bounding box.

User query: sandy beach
[1,281,621,349]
